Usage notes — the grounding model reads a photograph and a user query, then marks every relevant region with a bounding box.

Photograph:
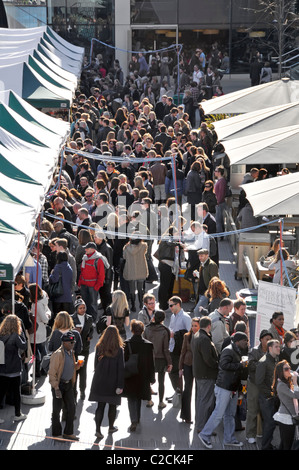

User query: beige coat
[48,346,78,390]
[123,242,148,281]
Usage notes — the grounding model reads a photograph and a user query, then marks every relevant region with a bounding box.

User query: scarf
[274,325,285,344]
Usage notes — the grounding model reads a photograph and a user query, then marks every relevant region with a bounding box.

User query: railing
[243,253,259,290]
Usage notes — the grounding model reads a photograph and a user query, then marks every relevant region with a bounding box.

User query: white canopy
[222,125,299,166]
[0,88,70,278]
[0,90,70,138]
[241,172,299,216]
[0,61,73,108]
[213,101,299,142]
[201,79,299,115]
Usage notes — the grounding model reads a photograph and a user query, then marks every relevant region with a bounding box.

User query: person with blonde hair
[106,290,130,340]
[0,315,27,423]
[89,325,125,438]
[48,311,82,359]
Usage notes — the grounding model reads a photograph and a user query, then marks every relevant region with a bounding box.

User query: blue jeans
[200,385,238,444]
[80,284,98,322]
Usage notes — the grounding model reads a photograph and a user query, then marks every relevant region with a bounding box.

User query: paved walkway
[0,238,280,452]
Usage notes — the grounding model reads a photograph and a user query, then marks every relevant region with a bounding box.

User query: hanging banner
[255,280,297,346]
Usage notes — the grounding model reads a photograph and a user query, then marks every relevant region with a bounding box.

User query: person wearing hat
[245,329,273,444]
[78,241,105,324]
[192,248,219,316]
[48,330,83,440]
[198,331,249,449]
[71,298,94,400]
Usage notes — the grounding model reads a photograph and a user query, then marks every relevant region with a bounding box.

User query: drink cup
[78,355,84,366]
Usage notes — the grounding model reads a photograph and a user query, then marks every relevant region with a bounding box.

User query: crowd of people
[0,44,298,449]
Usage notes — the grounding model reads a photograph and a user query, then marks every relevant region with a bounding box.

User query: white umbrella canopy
[222,125,299,166]
[241,172,299,216]
[201,78,299,115]
[213,101,299,142]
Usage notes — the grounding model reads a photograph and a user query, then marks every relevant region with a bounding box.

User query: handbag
[40,352,52,375]
[48,272,64,299]
[172,377,183,409]
[28,313,39,335]
[283,401,299,425]
[124,342,139,379]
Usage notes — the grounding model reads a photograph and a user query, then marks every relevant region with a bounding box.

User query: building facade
[3,0,299,73]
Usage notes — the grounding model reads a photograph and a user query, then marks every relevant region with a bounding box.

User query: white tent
[201,78,299,115]
[0,89,70,278]
[0,89,70,139]
[0,26,84,78]
[213,101,299,142]
[0,61,73,108]
[241,172,299,216]
[221,125,299,166]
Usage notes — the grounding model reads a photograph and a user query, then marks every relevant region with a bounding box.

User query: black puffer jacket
[216,342,248,392]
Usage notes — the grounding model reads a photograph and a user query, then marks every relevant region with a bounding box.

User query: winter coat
[78,250,105,291]
[123,241,148,281]
[71,312,94,356]
[216,342,248,392]
[49,261,73,303]
[185,169,202,205]
[192,329,218,380]
[48,345,77,389]
[29,290,51,344]
[256,352,278,398]
[89,347,125,405]
[0,332,27,376]
[123,335,155,400]
[143,322,172,364]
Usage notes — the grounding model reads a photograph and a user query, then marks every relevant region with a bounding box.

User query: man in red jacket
[78,242,105,323]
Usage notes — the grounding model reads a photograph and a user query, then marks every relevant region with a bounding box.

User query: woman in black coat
[185,160,202,221]
[89,325,125,439]
[123,320,155,432]
[0,314,27,422]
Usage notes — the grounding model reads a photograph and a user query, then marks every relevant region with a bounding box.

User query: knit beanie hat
[75,297,86,312]
[233,332,248,343]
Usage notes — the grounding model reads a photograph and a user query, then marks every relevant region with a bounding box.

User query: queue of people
[0,45,298,450]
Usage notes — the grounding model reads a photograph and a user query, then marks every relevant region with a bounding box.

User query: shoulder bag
[48,271,64,300]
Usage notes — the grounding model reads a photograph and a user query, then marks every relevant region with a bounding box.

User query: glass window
[131,0,177,24]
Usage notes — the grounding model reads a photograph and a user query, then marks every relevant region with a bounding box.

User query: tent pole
[21,213,46,406]
[11,278,15,315]
[280,219,283,285]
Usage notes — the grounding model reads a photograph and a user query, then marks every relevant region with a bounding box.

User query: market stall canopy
[0,89,70,139]
[0,26,84,79]
[0,89,70,279]
[200,78,299,115]
[0,61,72,108]
[0,98,68,148]
[222,125,299,166]
[241,172,299,217]
[0,54,77,93]
[213,101,299,142]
